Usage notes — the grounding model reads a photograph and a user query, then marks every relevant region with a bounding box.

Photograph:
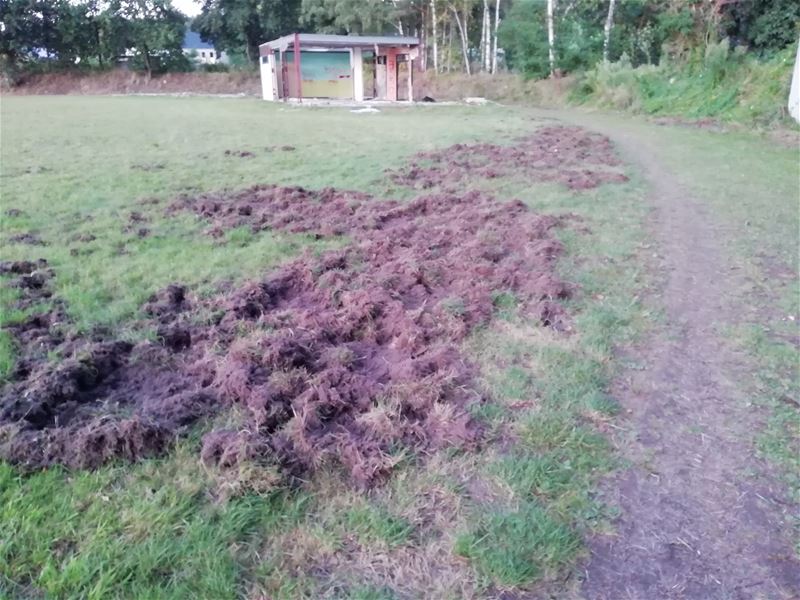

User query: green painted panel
[285,51,351,82]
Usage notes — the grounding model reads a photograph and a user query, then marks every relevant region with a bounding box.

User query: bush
[200,63,230,73]
[572,44,795,126]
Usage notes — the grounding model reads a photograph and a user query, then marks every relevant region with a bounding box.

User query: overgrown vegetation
[572,41,796,125]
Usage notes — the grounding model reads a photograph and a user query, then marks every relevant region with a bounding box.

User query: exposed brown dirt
[224,149,255,158]
[7,232,47,246]
[388,126,628,191]
[131,162,166,172]
[1,184,570,484]
[651,116,728,132]
[6,70,260,96]
[558,114,800,599]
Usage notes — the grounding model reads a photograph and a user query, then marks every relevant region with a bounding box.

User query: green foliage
[498,0,798,79]
[498,0,550,78]
[112,0,187,76]
[193,0,301,64]
[573,44,795,125]
[499,0,687,77]
[0,0,189,78]
[721,0,800,54]
[300,0,392,34]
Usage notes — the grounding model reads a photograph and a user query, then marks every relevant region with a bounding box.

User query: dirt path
[546,114,800,599]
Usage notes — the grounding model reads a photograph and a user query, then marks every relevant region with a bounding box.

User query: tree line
[1,0,190,77]
[1,0,797,80]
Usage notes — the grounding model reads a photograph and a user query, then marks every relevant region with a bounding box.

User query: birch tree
[491,0,499,73]
[482,0,491,72]
[450,2,470,75]
[602,0,616,62]
[430,0,438,72]
[546,0,556,77]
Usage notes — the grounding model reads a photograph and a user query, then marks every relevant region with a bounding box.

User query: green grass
[0,443,312,599]
[344,503,414,548]
[454,502,580,586]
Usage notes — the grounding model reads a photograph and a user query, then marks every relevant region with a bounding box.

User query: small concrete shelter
[259,34,420,102]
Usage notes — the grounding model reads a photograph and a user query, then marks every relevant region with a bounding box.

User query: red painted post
[386,48,398,101]
[294,33,302,100]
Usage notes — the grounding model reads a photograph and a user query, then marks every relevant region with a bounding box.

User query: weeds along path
[546,113,800,599]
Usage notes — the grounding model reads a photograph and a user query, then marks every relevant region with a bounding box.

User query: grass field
[1,96,797,598]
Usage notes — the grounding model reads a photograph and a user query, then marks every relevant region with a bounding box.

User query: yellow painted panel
[301,78,353,99]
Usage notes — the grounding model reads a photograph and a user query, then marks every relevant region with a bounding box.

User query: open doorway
[397,55,410,101]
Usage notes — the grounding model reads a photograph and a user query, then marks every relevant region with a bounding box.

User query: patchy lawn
[6,96,795,598]
[0,96,649,598]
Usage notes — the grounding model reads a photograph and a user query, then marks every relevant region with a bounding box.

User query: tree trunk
[452,6,471,76]
[603,0,616,62]
[431,0,439,73]
[484,0,492,72]
[143,53,152,79]
[419,7,426,71]
[447,21,453,72]
[491,0,500,73]
[94,21,103,67]
[478,0,486,69]
[546,0,556,77]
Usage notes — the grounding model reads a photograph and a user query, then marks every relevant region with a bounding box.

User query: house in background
[259,34,420,102]
[182,30,228,65]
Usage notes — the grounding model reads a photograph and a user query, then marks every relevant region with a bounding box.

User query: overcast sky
[173,0,201,17]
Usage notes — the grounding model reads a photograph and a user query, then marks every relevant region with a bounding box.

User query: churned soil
[388,125,629,191]
[1,186,570,484]
[1,126,628,483]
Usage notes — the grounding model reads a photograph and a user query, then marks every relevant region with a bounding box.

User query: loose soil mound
[388,126,628,191]
[0,189,568,483]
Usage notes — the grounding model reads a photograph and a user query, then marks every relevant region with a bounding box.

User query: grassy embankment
[572,41,797,127]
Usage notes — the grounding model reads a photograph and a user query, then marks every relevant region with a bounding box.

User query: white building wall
[183,48,229,65]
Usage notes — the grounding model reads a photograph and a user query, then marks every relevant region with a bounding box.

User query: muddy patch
[224,149,255,158]
[7,232,47,246]
[121,211,151,237]
[1,127,629,482]
[264,145,297,153]
[131,162,166,172]
[651,116,727,132]
[387,126,628,191]
[1,187,569,484]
